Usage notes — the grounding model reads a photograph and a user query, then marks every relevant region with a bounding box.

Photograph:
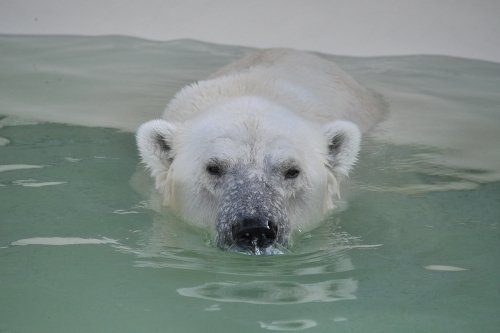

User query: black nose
[232,218,278,249]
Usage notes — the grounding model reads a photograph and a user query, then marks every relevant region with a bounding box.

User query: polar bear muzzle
[214,169,290,254]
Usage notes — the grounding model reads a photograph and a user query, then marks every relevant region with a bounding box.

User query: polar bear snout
[232,217,278,250]
[214,171,290,253]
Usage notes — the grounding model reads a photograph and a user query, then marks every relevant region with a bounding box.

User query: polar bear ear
[323,120,362,176]
[136,119,177,175]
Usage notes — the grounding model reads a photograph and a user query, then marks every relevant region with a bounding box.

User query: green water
[1,35,499,332]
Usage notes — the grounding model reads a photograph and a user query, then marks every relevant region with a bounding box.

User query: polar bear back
[163,49,385,132]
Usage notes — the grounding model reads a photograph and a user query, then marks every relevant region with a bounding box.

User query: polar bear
[137,49,385,254]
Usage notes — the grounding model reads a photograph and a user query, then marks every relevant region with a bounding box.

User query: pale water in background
[0,36,499,332]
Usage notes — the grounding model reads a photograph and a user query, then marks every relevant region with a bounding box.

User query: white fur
[137,49,385,233]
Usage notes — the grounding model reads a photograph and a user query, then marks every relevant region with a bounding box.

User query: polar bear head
[137,97,361,254]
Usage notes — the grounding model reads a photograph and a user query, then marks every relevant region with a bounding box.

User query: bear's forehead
[184,104,320,140]
[180,108,323,162]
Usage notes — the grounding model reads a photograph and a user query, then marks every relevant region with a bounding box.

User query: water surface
[1,35,499,332]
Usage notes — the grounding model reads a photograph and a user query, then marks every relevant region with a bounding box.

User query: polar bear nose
[232,218,278,249]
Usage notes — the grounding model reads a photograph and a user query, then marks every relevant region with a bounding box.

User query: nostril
[266,220,278,237]
[232,218,278,249]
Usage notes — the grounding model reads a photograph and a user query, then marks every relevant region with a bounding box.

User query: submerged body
[137,49,385,253]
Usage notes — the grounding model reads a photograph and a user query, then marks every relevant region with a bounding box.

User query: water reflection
[177,279,357,304]
[0,164,44,173]
[354,138,497,194]
[259,319,317,331]
[424,265,468,271]
[112,209,364,306]
[12,179,67,187]
[10,237,118,246]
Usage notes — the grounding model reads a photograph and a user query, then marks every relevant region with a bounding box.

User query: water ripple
[177,279,357,304]
[109,210,382,279]
[259,319,318,331]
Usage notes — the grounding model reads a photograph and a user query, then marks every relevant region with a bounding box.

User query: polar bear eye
[284,167,301,179]
[206,162,226,177]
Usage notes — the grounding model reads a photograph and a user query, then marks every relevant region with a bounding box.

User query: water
[1,35,499,332]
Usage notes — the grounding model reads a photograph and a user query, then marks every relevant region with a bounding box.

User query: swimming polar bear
[136,49,385,254]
